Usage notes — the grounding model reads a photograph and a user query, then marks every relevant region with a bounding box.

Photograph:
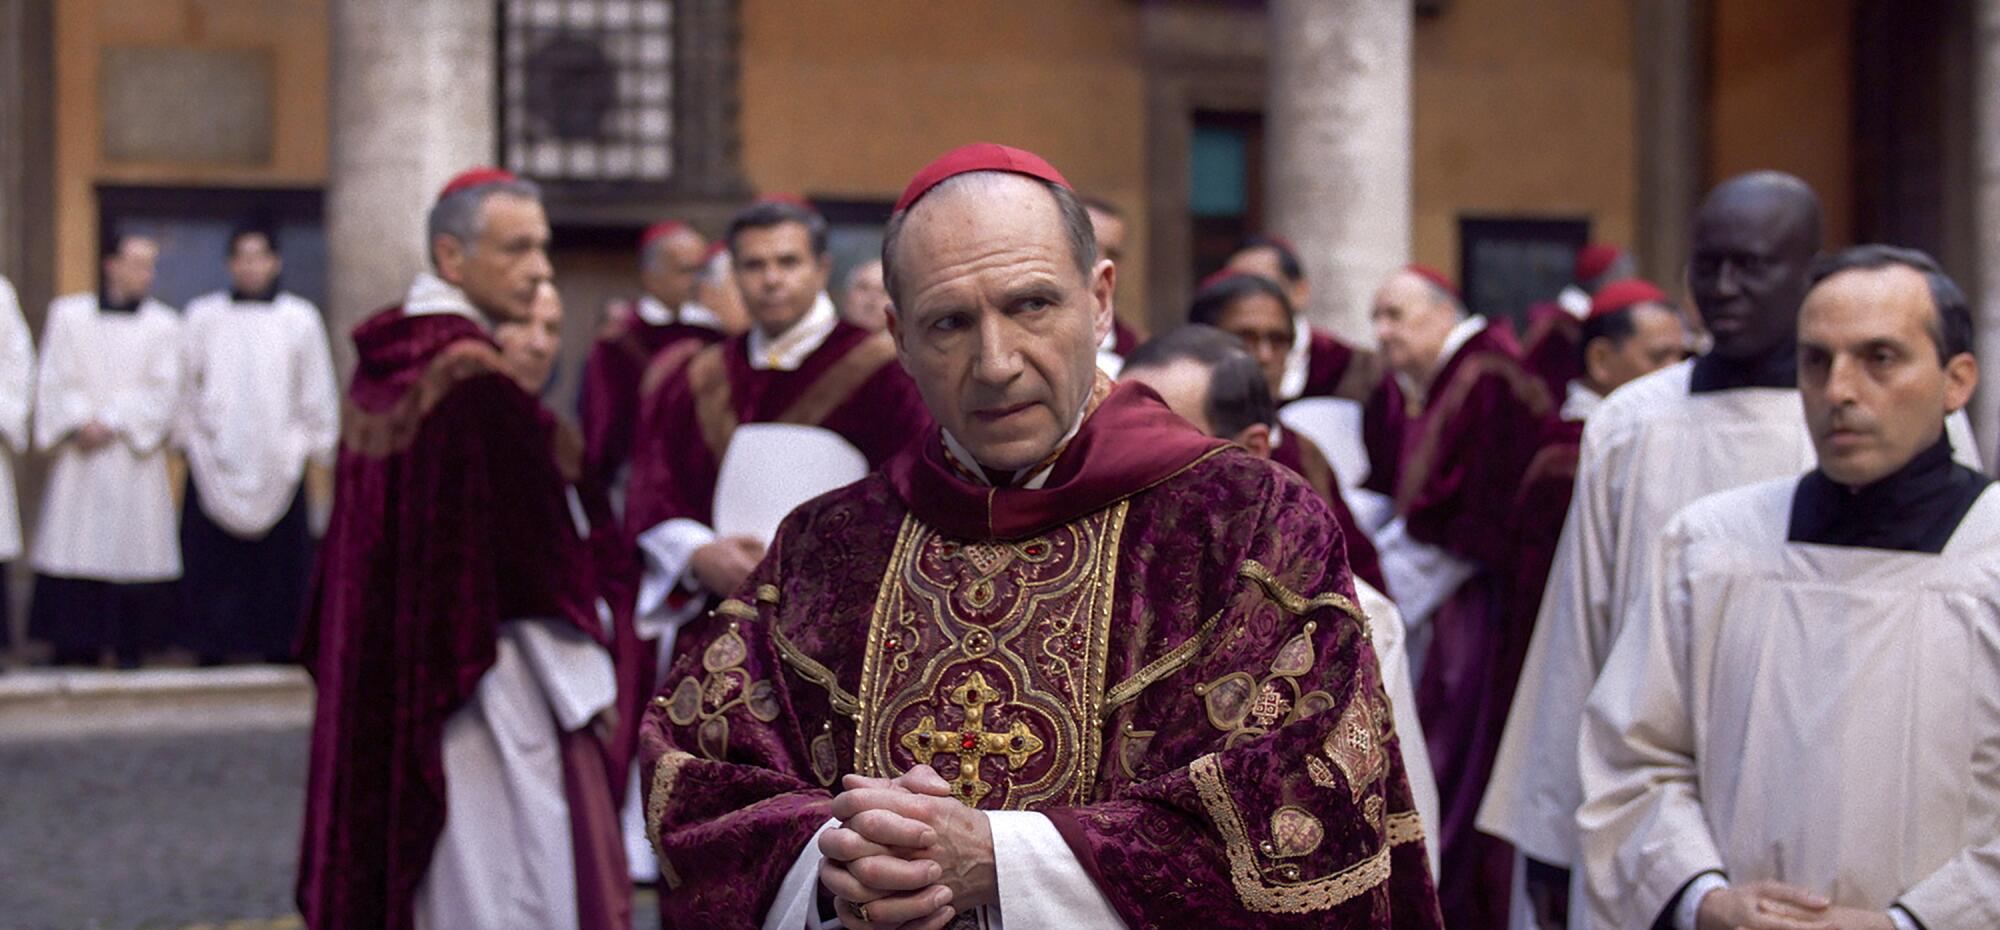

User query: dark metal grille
[500,0,674,182]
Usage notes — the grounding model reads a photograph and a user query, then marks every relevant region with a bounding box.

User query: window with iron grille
[500,0,674,183]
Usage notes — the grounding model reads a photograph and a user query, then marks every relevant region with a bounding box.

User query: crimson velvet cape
[1376,323,1554,930]
[623,321,930,538]
[638,381,1441,929]
[578,302,725,490]
[296,308,613,930]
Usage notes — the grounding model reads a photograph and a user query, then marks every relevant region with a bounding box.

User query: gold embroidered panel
[854,503,1128,809]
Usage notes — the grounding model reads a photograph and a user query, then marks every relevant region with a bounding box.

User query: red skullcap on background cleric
[894,143,1074,214]
[437,167,521,202]
[639,221,692,252]
[1588,278,1670,318]
[1405,264,1461,300]
[1197,268,1252,290]
[1574,243,1625,282]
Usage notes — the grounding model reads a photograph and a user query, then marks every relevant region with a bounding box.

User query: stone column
[1973,0,2000,465]
[1263,0,1412,345]
[325,0,496,374]
[1632,0,1703,293]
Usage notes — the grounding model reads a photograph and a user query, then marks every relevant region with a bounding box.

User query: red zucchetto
[893,143,1073,214]
[436,166,520,202]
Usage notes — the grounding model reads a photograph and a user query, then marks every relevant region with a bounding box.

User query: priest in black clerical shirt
[1578,245,2000,930]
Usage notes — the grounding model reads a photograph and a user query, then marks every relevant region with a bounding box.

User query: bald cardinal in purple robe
[637,144,1440,930]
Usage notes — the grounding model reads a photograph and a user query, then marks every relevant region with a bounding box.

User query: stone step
[0,666,313,741]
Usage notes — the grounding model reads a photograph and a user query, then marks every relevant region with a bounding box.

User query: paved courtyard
[0,677,662,930]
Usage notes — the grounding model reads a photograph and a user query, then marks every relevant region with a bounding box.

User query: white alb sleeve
[988,810,1125,929]
[762,819,843,930]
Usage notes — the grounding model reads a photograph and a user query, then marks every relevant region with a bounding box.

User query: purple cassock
[578,300,726,490]
[1365,322,1556,930]
[637,379,1443,929]
[295,308,628,930]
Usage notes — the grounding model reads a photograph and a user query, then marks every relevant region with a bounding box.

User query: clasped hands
[817,764,996,930]
[1697,881,1895,930]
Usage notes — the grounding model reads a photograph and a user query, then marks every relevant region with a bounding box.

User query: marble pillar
[326,0,496,374]
[1263,0,1412,345]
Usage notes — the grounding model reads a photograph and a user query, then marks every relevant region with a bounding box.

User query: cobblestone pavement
[0,724,663,930]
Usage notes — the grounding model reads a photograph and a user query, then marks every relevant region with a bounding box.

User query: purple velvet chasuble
[638,381,1442,929]
[1269,430,1388,596]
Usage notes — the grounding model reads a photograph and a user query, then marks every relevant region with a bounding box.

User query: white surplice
[1479,359,1979,869]
[1359,577,1443,876]
[396,272,621,929]
[179,291,340,538]
[1577,478,2000,930]
[416,620,618,930]
[30,293,182,581]
[0,276,34,562]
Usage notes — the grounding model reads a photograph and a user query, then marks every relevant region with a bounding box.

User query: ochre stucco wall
[53,0,329,295]
[1411,0,1639,282]
[1706,0,1855,246]
[737,0,1151,326]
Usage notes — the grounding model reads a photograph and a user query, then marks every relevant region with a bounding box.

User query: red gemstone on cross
[960,733,978,750]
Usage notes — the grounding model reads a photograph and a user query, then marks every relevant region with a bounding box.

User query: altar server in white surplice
[178,225,340,663]
[0,274,32,654]
[1580,246,2000,930]
[28,232,182,666]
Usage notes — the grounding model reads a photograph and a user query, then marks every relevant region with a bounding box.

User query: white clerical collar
[1557,285,1592,321]
[1561,380,1603,422]
[636,294,724,330]
[403,272,488,330]
[1279,314,1312,400]
[941,395,1091,490]
[747,292,838,371]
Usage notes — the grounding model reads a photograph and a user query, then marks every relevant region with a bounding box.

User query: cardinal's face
[887,175,1114,474]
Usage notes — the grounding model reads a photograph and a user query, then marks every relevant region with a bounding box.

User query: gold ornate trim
[1237,560,1366,631]
[755,584,782,605]
[853,515,924,775]
[854,502,1125,808]
[1189,753,1393,913]
[715,598,758,621]
[1102,606,1226,715]
[1385,810,1424,847]
[645,748,698,888]
[773,624,861,716]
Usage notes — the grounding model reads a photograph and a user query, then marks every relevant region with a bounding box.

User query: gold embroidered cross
[898,671,1044,806]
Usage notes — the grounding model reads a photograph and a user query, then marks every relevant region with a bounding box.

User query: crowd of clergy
[12,138,1991,930]
[0,226,338,670]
